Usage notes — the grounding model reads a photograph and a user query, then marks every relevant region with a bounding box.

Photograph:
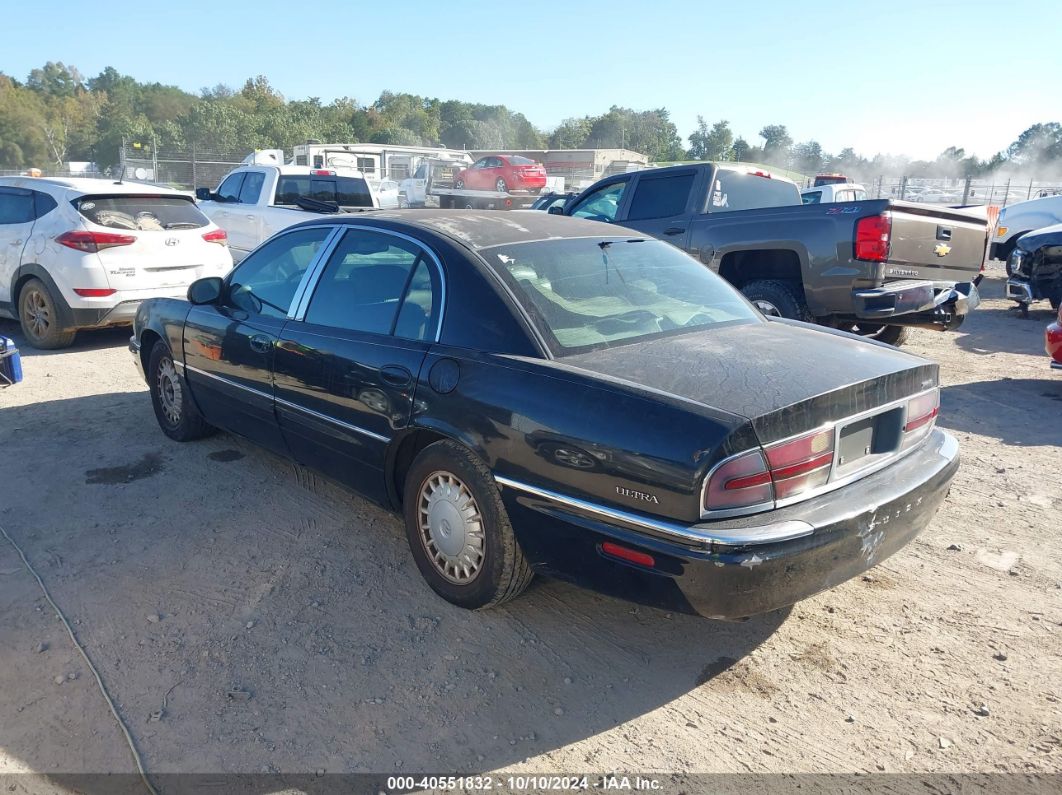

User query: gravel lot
[0,267,1059,788]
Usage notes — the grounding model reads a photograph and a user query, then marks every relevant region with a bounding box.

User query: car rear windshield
[509,156,537,165]
[482,237,758,355]
[74,195,209,230]
[707,170,800,213]
[275,175,373,207]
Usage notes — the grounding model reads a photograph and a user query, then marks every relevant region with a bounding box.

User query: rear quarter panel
[410,348,755,524]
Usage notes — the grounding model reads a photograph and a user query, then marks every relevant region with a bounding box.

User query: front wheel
[148,340,215,441]
[403,440,533,610]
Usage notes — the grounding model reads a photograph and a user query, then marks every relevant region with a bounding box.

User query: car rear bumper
[851,281,979,330]
[70,300,143,329]
[500,429,959,619]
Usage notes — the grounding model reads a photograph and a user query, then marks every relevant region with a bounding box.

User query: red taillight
[202,228,228,245]
[748,170,772,179]
[765,428,835,500]
[600,542,656,568]
[855,213,892,262]
[56,230,136,253]
[311,169,336,176]
[73,288,117,297]
[704,428,836,513]
[903,390,940,436]
[704,450,773,511]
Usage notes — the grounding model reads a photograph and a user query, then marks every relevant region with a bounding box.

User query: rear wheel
[454,178,465,190]
[740,279,812,322]
[841,323,911,347]
[148,340,214,442]
[495,177,508,193]
[18,278,76,349]
[403,440,533,610]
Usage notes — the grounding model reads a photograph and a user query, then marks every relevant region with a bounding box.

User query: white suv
[0,177,233,348]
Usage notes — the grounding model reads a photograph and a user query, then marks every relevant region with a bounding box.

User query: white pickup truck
[195,164,379,262]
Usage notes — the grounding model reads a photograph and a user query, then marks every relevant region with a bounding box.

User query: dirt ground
[0,267,1059,791]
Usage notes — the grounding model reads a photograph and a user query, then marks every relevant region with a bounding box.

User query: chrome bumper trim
[493,475,814,548]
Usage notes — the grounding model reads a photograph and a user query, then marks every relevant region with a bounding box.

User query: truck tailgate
[885,203,987,284]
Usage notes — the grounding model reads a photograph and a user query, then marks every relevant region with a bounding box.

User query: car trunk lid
[559,319,938,446]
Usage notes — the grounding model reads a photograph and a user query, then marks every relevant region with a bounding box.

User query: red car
[1047,304,1062,370]
[454,155,547,194]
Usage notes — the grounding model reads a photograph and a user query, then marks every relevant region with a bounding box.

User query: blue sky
[4,0,1059,159]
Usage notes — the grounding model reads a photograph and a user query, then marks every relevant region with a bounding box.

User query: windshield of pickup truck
[483,237,758,354]
[708,170,800,213]
[275,175,373,207]
[75,195,210,230]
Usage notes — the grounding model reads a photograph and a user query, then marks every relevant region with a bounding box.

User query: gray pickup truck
[558,163,986,345]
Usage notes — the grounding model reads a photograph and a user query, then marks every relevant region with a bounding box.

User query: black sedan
[130,211,959,619]
[1006,223,1062,315]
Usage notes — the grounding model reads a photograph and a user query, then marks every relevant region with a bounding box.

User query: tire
[454,178,465,190]
[860,324,911,346]
[147,340,214,442]
[495,178,508,193]
[403,440,533,610]
[740,279,813,322]
[18,278,76,349]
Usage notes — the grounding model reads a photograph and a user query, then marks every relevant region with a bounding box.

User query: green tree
[758,124,792,165]
[549,117,592,149]
[791,140,825,174]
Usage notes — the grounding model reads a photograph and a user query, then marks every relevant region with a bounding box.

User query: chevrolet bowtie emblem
[934,243,952,257]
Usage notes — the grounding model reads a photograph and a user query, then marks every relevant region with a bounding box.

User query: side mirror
[188,276,223,305]
[547,205,565,215]
[195,187,212,201]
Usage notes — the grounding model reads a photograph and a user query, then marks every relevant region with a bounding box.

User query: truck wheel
[740,280,812,322]
[403,440,533,610]
[18,278,77,349]
[862,325,910,346]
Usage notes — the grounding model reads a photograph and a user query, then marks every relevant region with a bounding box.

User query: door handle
[663,227,686,236]
[380,364,413,388]
[936,226,952,241]
[245,214,255,220]
[249,334,273,354]
[10,239,22,246]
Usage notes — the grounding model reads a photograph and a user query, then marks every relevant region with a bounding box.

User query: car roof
[290,209,624,250]
[0,176,191,196]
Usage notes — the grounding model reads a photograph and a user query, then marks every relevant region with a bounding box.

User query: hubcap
[23,289,50,338]
[496,179,506,192]
[753,299,781,317]
[156,357,183,426]
[418,472,485,584]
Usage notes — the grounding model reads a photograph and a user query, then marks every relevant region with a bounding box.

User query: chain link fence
[119,139,246,191]
[815,175,1062,208]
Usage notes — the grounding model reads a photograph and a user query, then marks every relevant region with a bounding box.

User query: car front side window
[226,226,333,318]
[238,171,265,204]
[217,172,245,203]
[570,180,628,223]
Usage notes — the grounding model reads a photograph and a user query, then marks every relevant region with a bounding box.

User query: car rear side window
[238,171,265,204]
[707,170,800,213]
[626,172,695,220]
[0,190,34,224]
[275,175,373,208]
[509,156,536,165]
[75,196,211,231]
[34,191,57,218]
[304,229,438,340]
[802,191,822,204]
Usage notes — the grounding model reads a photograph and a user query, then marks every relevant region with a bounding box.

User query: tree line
[1,62,1059,179]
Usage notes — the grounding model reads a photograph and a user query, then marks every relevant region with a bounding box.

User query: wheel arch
[12,264,75,330]
[717,247,806,289]
[386,424,491,509]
